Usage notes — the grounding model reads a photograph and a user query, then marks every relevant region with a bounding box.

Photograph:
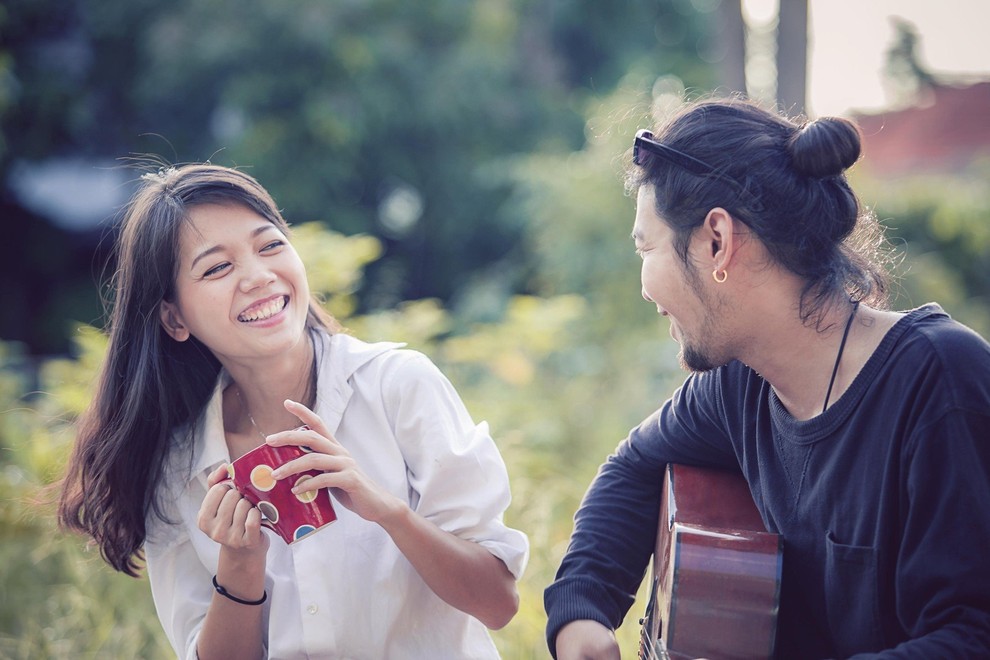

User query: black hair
[628,97,890,327]
[58,164,339,575]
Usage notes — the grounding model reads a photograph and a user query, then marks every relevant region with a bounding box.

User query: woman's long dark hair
[629,97,892,328]
[58,164,339,576]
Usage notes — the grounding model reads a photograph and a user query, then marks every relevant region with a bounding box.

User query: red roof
[854,81,990,178]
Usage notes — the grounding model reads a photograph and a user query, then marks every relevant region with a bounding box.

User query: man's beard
[680,342,721,373]
[676,265,728,374]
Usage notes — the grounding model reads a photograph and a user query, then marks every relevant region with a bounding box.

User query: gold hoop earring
[712,268,728,283]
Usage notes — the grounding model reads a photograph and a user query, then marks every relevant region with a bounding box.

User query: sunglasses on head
[633,129,721,175]
[632,129,757,205]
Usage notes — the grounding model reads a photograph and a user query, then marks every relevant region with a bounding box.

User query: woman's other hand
[265,399,405,525]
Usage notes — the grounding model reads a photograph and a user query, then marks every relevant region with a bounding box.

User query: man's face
[632,186,730,372]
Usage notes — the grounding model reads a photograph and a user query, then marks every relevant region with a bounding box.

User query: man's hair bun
[787,117,862,178]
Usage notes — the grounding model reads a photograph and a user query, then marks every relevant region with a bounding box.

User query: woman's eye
[203,262,231,277]
[261,240,285,252]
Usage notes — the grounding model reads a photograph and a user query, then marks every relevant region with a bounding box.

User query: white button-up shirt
[145,332,529,659]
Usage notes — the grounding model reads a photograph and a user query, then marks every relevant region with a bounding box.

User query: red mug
[227,439,337,544]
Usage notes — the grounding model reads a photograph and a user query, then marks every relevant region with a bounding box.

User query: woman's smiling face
[158,202,311,365]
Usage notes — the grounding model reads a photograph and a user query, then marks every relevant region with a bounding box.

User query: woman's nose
[642,287,653,303]
[241,262,276,290]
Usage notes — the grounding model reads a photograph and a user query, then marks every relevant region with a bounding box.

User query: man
[545,98,990,658]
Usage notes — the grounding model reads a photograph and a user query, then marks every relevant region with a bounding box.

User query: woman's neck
[222,332,317,437]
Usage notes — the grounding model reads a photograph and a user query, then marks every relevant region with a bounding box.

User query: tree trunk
[776,0,808,116]
[717,0,747,96]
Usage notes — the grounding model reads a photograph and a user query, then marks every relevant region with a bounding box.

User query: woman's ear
[159,300,190,342]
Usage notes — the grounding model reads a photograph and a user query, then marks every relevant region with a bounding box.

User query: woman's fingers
[265,399,343,451]
[243,504,264,536]
[199,485,230,533]
[252,400,399,523]
[263,406,351,483]
[206,463,231,488]
[201,473,236,515]
[230,497,261,539]
[270,452,349,481]
[266,426,339,455]
[285,460,354,493]
[198,473,268,550]
[282,398,332,437]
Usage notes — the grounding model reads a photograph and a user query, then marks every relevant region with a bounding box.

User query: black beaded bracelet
[212,575,267,606]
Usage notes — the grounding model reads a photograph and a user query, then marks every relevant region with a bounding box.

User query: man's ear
[703,207,737,271]
[159,300,190,342]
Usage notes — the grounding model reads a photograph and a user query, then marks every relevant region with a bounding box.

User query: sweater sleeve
[543,370,739,657]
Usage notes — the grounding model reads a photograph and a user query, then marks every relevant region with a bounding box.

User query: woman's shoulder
[324,331,439,379]
[323,332,405,366]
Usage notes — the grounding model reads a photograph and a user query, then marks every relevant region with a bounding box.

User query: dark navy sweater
[545,305,990,658]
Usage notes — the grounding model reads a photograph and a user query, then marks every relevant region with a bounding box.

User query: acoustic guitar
[639,464,783,660]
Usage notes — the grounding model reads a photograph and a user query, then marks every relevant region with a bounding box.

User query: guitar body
[640,464,782,660]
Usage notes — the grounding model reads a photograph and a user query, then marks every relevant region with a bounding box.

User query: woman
[546,98,990,658]
[59,164,529,659]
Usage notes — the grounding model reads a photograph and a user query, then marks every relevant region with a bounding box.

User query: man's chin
[680,345,721,373]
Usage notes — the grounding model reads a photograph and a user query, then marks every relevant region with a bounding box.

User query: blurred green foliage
[0,0,719,353]
[856,163,990,336]
[1,331,176,658]
[6,86,987,655]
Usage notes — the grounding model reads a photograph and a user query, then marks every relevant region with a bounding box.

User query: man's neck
[744,303,901,421]
[739,300,857,421]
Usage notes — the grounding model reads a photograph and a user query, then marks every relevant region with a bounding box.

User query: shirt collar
[186,373,234,485]
[182,331,404,486]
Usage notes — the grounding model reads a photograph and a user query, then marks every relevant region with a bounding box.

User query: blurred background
[1,0,988,657]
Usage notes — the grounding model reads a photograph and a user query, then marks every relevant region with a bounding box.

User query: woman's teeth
[238,296,286,322]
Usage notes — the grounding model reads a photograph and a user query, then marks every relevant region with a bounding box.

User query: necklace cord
[233,330,319,440]
[235,386,269,441]
[822,300,860,414]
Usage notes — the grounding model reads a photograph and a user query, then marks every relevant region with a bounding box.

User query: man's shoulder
[885,305,990,412]
[899,304,990,366]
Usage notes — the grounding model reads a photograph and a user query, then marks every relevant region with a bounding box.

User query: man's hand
[555,620,621,660]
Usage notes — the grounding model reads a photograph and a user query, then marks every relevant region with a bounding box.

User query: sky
[744,0,990,117]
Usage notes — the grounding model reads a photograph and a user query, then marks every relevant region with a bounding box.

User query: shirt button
[307,604,318,615]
